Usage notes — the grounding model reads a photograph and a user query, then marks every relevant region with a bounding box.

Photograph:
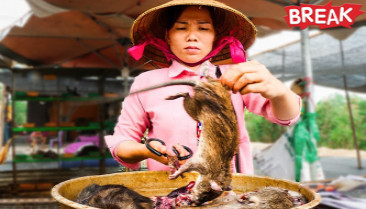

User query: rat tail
[130,79,198,95]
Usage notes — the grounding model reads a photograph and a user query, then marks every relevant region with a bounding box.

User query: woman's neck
[178,60,201,71]
[186,64,201,71]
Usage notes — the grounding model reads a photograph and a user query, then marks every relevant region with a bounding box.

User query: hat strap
[127,35,174,61]
[211,35,247,63]
[128,35,246,67]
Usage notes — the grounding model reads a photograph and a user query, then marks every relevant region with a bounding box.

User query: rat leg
[169,159,203,180]
[216,169,233,191]
[169,160,193,179]
[167,155,184,178]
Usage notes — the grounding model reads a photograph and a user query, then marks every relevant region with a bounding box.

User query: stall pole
[339,40,362,169]
[98,75,106,174]
[300,28,315,114]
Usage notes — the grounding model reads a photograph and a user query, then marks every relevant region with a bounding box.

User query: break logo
[284,1,365,29]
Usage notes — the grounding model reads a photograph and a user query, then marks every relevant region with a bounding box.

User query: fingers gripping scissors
[145,138,193,160]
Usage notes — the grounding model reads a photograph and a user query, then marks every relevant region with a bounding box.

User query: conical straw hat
[130,0,257,66]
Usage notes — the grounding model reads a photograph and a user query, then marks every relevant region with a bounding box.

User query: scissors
[145,138,193,160]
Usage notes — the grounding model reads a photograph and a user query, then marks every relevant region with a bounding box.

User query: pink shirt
[105,60,300,174]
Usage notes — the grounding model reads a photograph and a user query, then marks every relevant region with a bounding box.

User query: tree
[245,94,366,150]
[244,110,284,143]
[315,94,364,149]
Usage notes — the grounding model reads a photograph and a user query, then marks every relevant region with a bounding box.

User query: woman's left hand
[220,60,300,121]
[220,60,288,100]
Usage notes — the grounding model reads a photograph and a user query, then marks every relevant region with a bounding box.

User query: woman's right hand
[145,142,191,166]
[117,140,190,166]
[144,140,171,165]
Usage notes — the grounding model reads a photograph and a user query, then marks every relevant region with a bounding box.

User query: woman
[105,0,300,174]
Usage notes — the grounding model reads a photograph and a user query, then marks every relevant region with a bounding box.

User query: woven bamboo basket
[51,171,321,209]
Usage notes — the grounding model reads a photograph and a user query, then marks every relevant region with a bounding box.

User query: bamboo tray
[51,171,321,209]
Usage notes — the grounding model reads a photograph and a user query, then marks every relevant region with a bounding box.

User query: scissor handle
[145,138,166,157]
[172,145,193,160]
[145,138,193,160]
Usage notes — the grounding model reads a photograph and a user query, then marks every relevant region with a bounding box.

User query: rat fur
[241,187,294,209]
[131,76,239,205]
[191,187,294,209]
[75,183,153,209]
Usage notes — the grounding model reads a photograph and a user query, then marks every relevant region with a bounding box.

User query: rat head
[241,187,294,209]
[191,188,222,206]
[75,184,101,205]
[189,179,226,206]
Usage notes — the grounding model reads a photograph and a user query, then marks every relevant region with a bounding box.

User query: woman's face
[167,6,215,64]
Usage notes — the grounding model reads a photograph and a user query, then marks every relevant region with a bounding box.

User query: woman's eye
[176,28,186,30]
[199,28,209,31]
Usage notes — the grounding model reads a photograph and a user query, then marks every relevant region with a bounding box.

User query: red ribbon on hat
[128,34,246,67]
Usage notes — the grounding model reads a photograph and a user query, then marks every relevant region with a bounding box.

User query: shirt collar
[168,60,216,78]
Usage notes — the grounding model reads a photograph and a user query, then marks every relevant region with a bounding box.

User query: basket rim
[51,171,321,209]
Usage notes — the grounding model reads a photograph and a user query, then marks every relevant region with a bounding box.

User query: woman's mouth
[185,46,200,53]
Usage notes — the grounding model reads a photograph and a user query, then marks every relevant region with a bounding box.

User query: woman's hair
[154,5,226,38]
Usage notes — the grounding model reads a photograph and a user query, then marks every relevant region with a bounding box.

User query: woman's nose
[186,30,198,42]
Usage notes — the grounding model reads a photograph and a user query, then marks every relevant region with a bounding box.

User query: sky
[0,0,365,103]
[248,31,303,56]
[0,0,30,32]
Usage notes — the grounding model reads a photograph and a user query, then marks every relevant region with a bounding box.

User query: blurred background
[0,0,365,209]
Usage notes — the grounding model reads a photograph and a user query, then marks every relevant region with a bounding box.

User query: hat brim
[130,0,257,67]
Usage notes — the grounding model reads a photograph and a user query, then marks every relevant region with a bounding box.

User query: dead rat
[239,187,294,209]
[131,75,239,205]
[74,182,194,209]
[188,187,294,209]
[74,183,154,209]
